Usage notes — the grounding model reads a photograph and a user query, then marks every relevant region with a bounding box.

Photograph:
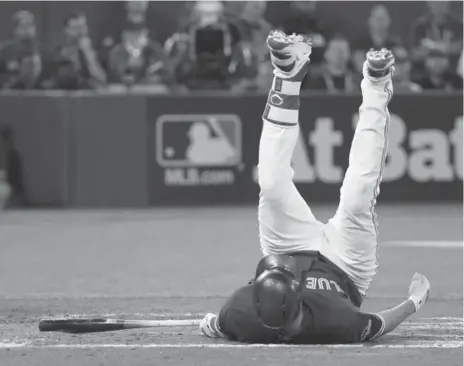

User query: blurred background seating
[0,1,460,94]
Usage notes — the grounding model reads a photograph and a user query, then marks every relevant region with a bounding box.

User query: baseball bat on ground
[39,317,201,333]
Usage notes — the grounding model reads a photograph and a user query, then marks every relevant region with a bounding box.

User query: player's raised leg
[258,31,324,256]
[324,49,395,295]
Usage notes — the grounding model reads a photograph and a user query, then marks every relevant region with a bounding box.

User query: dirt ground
[0,204,462,366]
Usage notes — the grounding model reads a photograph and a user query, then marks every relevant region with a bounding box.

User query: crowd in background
[0,0,462,94]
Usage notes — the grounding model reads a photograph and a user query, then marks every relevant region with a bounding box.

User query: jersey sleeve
[217,285,281,343]
[217,299,239,341]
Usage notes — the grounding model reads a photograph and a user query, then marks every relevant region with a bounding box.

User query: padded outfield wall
[0,91,461,207]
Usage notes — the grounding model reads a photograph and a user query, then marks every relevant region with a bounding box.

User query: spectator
[352,5,401,73]
[416,47,463,91]
[46,12,106,90]
[280,1,327,67]
[0,127,10,210]
[108,21,173,88]
[411,1,462,76]
[391,46,422,93]
[233,1,273,91]
[125,0,148,25]
[0,10,42,89]
[0,170,10,210]
[164,1,250,91]
[100,1,150,71]
[457,49,463,79]
[305,35,359,93]
[0,126,26,208]
[236,1,271,60]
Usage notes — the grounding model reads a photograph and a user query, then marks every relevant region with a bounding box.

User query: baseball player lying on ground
[199,30,431,344]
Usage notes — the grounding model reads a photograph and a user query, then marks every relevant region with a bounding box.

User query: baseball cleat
[266,30,312,81]
[364,48,395,79]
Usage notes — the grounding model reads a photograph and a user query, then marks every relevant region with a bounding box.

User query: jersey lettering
[306,277,317,290]
[318,278,331,290]
[305,276,345,294]
[329,280,343,293]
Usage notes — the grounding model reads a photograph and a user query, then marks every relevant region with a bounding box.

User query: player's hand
[199,313,224,339]
[408,272,430,312]
[79,36,93,52]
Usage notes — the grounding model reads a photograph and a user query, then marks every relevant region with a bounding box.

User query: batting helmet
[252,254,302,330]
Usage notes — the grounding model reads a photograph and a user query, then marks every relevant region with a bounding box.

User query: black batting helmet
[252,254,302,330]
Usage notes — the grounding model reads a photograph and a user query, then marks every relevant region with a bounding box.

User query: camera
[193,26,226,57]
[192,25,230,80]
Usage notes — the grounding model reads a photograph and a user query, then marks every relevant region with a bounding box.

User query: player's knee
[343,197,367,216]
[341,181,373,216]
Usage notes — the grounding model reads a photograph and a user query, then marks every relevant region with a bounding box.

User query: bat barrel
[39,318,125,333]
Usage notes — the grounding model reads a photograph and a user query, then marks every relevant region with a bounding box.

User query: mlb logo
[156,114,242,167]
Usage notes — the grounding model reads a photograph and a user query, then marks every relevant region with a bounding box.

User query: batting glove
[408,272,431,312]
[199,313,225,339]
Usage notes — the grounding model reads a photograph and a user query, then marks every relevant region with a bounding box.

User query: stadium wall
[1,92,462,207]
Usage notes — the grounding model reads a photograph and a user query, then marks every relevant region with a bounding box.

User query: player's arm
[200,283,258,341]
[199,290,244,340]
[364,272,431,341]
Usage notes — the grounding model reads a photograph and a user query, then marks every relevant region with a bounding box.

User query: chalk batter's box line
[36,314,462,320]
[0,342,462,349]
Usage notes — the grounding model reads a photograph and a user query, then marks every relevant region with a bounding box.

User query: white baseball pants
[258,75,393,295]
